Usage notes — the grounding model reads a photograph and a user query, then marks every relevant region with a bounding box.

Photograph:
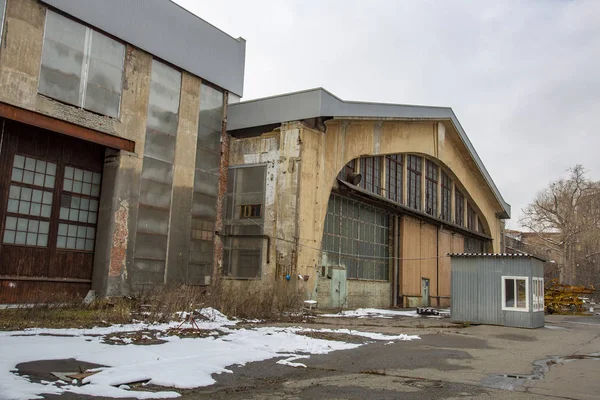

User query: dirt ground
[30,313,600,399]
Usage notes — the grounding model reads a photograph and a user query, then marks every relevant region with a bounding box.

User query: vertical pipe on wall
[393,214,399,307]
[436,226,440,307]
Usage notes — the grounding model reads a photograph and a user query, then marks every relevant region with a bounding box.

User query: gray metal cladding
[41,0,246,96]
[451,255,544,328]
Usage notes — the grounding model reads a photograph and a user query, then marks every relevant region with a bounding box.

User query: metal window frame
[0,0,6,48]
[455,189,464,226]
[425,159,438,216]
[39,9,126,118]
[532,277,544,312]
[501,275,530,312]
[223,164,268,280]
[385,154,402,203]
[322,193,390,281]
[441,171,451,221]
[407,155,422,210]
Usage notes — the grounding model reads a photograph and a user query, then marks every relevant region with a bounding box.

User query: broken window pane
[222,166,266,279]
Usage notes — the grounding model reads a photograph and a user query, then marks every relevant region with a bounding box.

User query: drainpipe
[436,226,440,307]
[393,215,399,307]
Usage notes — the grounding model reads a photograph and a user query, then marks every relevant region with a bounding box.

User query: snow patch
[320,308,419,318]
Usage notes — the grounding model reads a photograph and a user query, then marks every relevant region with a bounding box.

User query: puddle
[481,352,600,390]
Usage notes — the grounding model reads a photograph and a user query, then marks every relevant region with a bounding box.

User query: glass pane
[39,10,85,107]
[84,31,125,118]
[517,279,527,308]
[57,235,67,248]
[3,230,15,244]
[505,279,515,307]
[13,155,25,169]
[5,217,17,230]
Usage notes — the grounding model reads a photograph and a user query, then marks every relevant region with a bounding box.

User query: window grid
[425,160,438,216]
[441,171,451,221]
[63,166,101,197]
[407,155,422,210]
[7,185,53,218]
[322,194,390,281]
[59,194,99,224]
[455,189,465,226]
[58,166,101,252]
[11,154,56,189]
[386,155,403,203]
[57,223,95,251]
[360,157,381,195]
[3,216,50,247]
[467,203,476,230]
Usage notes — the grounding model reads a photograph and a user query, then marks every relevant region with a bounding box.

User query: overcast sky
[176,0,599,228]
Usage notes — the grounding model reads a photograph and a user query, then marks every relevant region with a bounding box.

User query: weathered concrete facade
[226,90,510,309]
[0,0,244,302]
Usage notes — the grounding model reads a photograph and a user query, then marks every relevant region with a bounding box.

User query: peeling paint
[109,199,129,277]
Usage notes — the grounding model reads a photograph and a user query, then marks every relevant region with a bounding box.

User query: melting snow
[0,307,419,399]
[320,308,419,318]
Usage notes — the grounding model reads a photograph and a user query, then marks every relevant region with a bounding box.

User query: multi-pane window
[57,223,95,251]
[134,60,181,282]
[3,155,56,248]
[3,217,49,247]
[455,189,465,226]
[7,185,53,218]
[58,166,101,251]
[223,166,266,279]
[467,203,476,230]
[39,11,125,118]
[533,278,545,312]
[322,194,390,281]
[407,155,422,210]
[425,160,438,216]
[477,217,484,234]
[441,171,451,221]
[188,84,224,284]
[360,157,381,195]
[502,276,528,311]
[11,155,56,189]
[386,155,402,203]
[63,167,101,197]
[338,159,356,182]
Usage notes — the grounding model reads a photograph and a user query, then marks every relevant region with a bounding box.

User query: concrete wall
[228,122,306,287]
[227,117,504,309]
[0,0,225,296]
[295,119,505,301]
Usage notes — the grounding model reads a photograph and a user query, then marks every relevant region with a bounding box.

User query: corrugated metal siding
[451,255,544,328]
[451,258,479,323]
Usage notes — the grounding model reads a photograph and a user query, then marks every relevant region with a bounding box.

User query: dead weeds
[1,281,306,330]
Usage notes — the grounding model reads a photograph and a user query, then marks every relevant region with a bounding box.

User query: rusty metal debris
[545,278,595,314]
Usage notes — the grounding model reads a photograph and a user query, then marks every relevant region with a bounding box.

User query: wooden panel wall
[400,216,421,296]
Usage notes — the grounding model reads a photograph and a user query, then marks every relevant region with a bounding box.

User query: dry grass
[0,280,306,330]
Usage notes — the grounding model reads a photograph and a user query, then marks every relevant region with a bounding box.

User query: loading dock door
[0,119,105,303]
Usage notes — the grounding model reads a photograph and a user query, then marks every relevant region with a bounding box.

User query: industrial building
[0,0,510,307]
[226,90,510,308]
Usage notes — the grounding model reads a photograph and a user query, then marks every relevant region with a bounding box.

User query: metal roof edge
[228,88,510,217]
[448,253,546,262]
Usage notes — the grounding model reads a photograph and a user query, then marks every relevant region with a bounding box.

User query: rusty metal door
[0,119,105,304]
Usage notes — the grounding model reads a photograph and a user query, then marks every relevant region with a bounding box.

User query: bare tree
[520,165,600,284]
